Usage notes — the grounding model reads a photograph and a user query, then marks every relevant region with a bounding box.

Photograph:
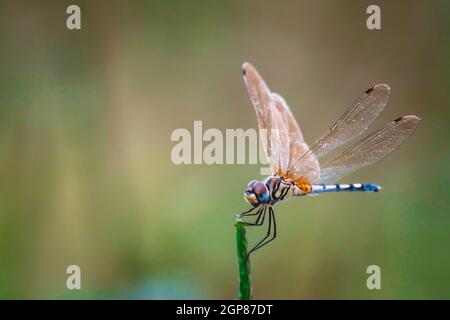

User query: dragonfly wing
[270,93,291,172]
[242,63,290,173]
[272,92,320,181]
[318,115,421,184]
[289,84,391,173]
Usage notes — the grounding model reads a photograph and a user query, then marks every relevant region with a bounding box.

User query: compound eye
[253,182,267,196]
[246,180,258,188]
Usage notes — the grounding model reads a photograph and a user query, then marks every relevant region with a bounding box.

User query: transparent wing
[272,93,320,182]
[270,95,291,172]
[242,62,290,173]
[318,115,421,184]
[288,84,391,177]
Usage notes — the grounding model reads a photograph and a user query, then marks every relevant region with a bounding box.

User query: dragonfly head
[244,180,270,206]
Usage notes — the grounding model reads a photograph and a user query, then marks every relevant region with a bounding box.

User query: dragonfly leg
[247,206,277,256]
[241,205,267,227]
[237,204,260,218]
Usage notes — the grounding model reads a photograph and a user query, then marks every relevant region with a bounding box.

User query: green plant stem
[235,218,251,300]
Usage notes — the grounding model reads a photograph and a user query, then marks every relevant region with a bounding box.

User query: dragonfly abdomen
[309,183,381,194]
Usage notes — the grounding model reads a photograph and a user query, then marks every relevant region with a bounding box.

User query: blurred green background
[0,0,449,299]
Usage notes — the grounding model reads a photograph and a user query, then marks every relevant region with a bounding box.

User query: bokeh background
[0,0,448,299]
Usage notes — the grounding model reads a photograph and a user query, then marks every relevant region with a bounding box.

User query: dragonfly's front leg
[247,206,277,256]
[236,204,261,219]
[240,205,267,227]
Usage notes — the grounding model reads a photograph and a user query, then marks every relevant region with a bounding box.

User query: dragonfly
[238,62,421,256]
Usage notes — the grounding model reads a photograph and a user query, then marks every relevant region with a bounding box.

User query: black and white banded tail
[310,183,381,194]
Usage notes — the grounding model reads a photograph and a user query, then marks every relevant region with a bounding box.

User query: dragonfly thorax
[265,175,296,204]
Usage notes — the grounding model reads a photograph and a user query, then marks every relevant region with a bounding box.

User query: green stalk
[235,218,251,300]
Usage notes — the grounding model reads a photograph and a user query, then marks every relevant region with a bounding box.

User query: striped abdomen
[309,183,381,194]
